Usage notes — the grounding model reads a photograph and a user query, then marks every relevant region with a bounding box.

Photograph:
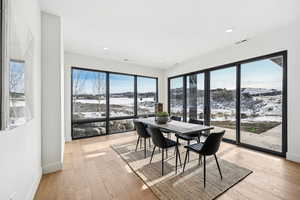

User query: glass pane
[9,60,26,128]
[109,119,134,134]
[186,73,204,122]
[109,74,134,117]
[241,56,283,152]
[210,67,236,141]
[72,69,106,120]
[137,77,157,115]
[72,121,106,139]
[170,77,184,117]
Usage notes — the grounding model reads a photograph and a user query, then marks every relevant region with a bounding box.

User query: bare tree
[92,73,106,113]
[9,61,25,123]
[73,70,89,97]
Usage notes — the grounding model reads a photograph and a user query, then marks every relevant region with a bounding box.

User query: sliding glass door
[168,51,287,156]
[240,55,284,153]
[71,68,158,139]
[210,67,236,141]
[169,77,184,118]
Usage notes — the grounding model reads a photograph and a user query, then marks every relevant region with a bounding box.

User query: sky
[73,57,283,95]
[171,58,283,90]
[73,69,156,94]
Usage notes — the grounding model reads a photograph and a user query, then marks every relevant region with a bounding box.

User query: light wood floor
[34,132,300,200]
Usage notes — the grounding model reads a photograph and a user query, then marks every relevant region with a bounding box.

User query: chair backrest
[170,116,182,121]
[147,127,166,148]
[134,121,150,138]
[200,131,225,155]
[188,118,204,125]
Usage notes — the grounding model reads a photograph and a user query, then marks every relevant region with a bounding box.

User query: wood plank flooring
[34,132,300,200]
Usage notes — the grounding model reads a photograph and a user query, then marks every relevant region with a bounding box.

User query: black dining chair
[162,116,182,157]
[182,130,225,188]
[134,121,151,158]
[188,118,204,142]
[174,118,203,162]
[148,127,182,176]
[161,115,182,146]
[170,116,182,121]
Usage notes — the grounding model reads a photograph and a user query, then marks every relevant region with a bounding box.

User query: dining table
[133,117,214,173]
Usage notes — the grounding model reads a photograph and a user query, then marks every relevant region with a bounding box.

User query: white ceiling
[40,0,300,69]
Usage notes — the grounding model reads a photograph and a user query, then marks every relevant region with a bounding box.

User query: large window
[72,69,107,138]
[169,77,184,117]
[187,73,204,121]
[71,67,158,139]
[9,60,26,128]
[110,74,134,117]
[72,69,106,120]
[240,55,284,152]
[137,77,157,115]
[168,51,287,156]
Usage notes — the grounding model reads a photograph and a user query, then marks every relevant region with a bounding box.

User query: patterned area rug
[112,140,252,200]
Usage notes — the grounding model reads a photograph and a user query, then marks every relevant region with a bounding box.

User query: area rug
[111,140,252,200]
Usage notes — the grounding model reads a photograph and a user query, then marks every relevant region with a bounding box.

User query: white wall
[0,0,42,199]
[164,22,300,163]
[64,52,166,141]
[41,12,65,174]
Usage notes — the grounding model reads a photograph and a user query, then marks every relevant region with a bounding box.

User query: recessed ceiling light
[226,28,233,33]
[103,47,108,50]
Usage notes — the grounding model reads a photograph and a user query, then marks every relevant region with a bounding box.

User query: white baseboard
[286,152,300,163]
[42,161,63,174]
[26,167,42,200]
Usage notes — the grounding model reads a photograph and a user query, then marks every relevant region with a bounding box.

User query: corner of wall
[287,152,300,163]
[42,161,63,174]
[25,166,42,200]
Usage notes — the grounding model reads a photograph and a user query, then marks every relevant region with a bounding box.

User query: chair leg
[198,154,202,165]
[162,148,164,176]
[178,148,182,167]
[203,155,206,188]
[174,137,178,155]
[140,137,142,149]
[187,141,190,162]
[214,154,223,180]
[144,138,147,158]
[197,135,200,143]
[148,138,151,147]
[166,148,168,159]
[150,146,156,164]
[176,137,182,167]
[183,149,189,173]
[135,136,140,152]
[175,146,178,174]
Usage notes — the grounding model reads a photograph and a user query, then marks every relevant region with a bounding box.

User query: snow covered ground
[75,97,154,105]
[170,90,282,124]
[73,97,155,119]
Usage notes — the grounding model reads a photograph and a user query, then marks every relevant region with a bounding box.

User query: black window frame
[168,51,288,157]
[71,66,158,139]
